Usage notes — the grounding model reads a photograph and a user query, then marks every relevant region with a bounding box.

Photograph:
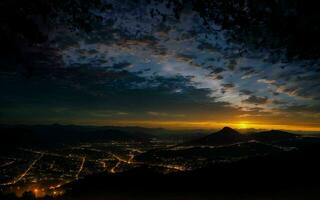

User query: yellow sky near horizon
[71,119,320,132]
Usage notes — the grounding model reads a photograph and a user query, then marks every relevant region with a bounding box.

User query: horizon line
[1,122,320,133]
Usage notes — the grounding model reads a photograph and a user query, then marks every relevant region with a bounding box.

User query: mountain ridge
[182,127,298,147]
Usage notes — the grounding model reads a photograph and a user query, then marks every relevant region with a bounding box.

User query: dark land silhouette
[1,126,320,199]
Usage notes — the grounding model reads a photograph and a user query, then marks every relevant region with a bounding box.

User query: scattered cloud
[1,0,319,130]
[243,95,269,105]
[239,89,253,95]
[258,79,276,84]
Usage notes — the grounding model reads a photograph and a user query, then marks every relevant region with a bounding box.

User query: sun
[238,122,249,129]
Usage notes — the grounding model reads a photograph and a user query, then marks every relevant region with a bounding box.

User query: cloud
[272,100,287,105]
[222,83,235,89]
[212,75,224,80]
[280,104,320,113]
[209,67,225,74]
[275,86,299,97]
[227,59,237,71]
[3,0,320,129]
[197,41,216,52]
[239,66,256,79]
[242,95,269,105]
[239,89,253,95]
[112,62,132,69]
[147,111,185,118]
[296,74,319,82]
[258,79,276,84]
[91,110,129,118]
[175,53,197,63]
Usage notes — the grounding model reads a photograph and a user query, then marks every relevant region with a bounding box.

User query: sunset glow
[72,120,320,132]
[1,1,320,199]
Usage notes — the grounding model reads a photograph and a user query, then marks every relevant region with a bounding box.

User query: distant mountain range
[0,124,208,149]
[182,127,298,147]
[0,124,154,149]
[0,125,305,150]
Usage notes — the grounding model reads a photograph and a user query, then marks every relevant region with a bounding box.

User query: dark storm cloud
[242,95,268,105]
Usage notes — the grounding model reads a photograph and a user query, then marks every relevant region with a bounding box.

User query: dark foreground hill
[55,128,320,199]
[1,144,320,200]
[1,127,320,199]
[57,144,320,200]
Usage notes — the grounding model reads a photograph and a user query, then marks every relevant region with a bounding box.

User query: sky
[1,1,320,131]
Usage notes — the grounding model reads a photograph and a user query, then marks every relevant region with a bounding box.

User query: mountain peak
[180,127,243,147]
[217,127,239,135]
[221,126,234,131]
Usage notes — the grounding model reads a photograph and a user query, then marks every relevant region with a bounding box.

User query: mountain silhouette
[181,127,300,147]
[0,125,153,149]
[250,130,297,142]
[183,127,245,146]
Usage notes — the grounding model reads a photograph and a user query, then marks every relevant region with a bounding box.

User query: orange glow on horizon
[238,122,249,129]
[72,119,320,132]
